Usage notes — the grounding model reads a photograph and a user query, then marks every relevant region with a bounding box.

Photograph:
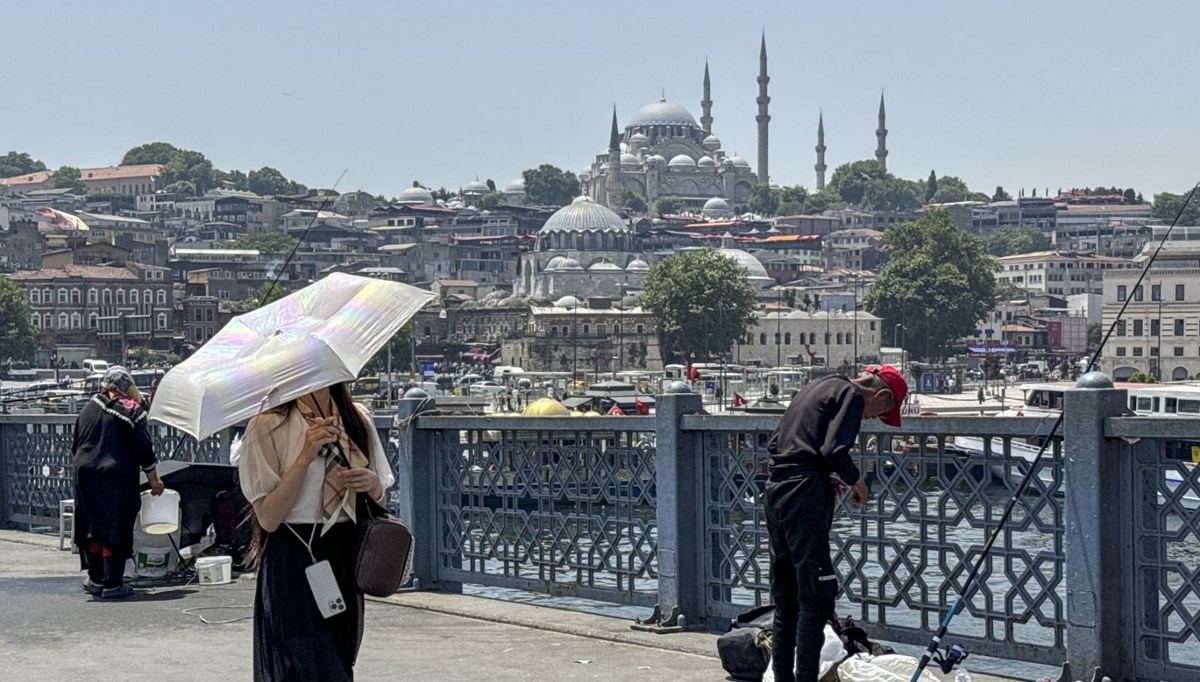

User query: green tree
[163,180,197,197]
[522,164,580,206]
[864,209,996,361]
[930,175,988,204]
[120,142,181,166]
[984,225,1050,257]
[1087,322,1102,350]
[749,185,780,216]
[0,151,46,178]
[160,149,215,195]
[992,186,1012,202]
[213,168,249,191]
[1123,188,1137,204]
[801,190,842,215]
[485,179,496,192]
[247,166,292,196]
[221,231,299,254]
[620,189,647,213]
[641,249,759,362]
[431,187,455,203]
[862,177,923,212]
[656,195,684,217]
[1152,191,1200,226]
[245,282,289,310]
[826,159,888,206]
[480,191,506,209]
[780,185,809,205]
[778,201,805,216]
[0,276,37,362]
[52,166,86,193]
[925,170,938,203]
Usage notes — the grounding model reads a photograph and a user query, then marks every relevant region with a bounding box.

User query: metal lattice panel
[431,427,658,605]
[2,420,229,531]
[701,421,1066,665]
[1130,439,1200,679]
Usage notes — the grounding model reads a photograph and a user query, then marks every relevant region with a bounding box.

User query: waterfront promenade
[0,530,1013,681]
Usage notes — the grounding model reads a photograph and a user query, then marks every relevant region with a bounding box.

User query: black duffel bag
[717,605,774,681]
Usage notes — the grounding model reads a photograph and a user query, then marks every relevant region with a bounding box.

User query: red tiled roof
[0,171,53,186]
[758,234,822,243]
[79,164,162,181]
[436,279,478,287]
[7,265,140,281]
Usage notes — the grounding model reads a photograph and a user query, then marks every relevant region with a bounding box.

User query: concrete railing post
[391,393,453,592]
[0,423,9,528]
[1063,371,1131,679]
[644,382,704,630]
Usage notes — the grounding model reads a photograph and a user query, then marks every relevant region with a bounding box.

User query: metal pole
[618,284,624,379]
[1157,286,1162,380]
[572,294,578,390]
[776,288,782,368]
[853,275,859,375]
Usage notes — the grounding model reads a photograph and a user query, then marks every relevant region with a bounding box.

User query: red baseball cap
[867,364,908,427]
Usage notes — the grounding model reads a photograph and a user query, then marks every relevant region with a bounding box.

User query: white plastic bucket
[132,513,179,577]
[139,489,180,535]
[196,556,232,585]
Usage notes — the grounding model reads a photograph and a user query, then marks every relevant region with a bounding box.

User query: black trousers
[765,475,838,682]
[254,521,364,682]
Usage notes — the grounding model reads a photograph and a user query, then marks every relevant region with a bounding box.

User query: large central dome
[627,98,699,128]
[540,195,629,234]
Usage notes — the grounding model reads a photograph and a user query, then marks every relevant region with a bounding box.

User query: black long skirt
[254,521,364,681]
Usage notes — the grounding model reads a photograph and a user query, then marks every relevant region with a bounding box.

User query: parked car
[469,381,509,396]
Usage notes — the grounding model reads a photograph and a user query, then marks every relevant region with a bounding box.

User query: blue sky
[2,1,1196,198]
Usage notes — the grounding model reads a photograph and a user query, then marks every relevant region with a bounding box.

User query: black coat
[72,394,158,560]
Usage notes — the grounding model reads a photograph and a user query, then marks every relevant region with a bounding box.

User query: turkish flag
[687,364,700,382]
[634,398,650,415]
[733,393,747,408]
[607,404,626,416]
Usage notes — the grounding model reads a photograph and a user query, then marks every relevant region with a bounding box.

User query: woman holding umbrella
[238,382,394,681]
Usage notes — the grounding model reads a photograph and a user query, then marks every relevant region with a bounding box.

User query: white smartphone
[305,560,346,619]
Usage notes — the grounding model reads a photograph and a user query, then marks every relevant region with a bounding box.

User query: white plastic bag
[837,653,941,682]
[762,625,846,681]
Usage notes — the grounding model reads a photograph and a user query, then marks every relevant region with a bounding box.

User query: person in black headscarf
[72,366,164,599]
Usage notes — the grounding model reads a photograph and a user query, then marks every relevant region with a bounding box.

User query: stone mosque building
[580,35,890,215]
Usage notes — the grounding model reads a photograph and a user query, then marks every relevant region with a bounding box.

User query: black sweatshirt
[767,375,864,485]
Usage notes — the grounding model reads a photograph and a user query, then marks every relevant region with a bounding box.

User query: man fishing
[766,365,907,681]
[73,366,165,599]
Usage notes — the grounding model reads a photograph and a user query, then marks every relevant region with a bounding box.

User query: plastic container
[139,489,180,534]
[132,514,180,577]
[196,556,233,585]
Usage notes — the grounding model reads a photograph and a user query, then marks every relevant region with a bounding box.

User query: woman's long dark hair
[242,382,373,569]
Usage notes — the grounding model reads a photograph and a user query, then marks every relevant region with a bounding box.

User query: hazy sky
[3,1,1197,198]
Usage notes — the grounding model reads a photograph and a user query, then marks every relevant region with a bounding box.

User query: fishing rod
[258,169,349,305]
[909,182,1200,681]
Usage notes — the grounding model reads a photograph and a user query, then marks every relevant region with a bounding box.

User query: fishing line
[259,169,350,305]
[909,182,1200,681]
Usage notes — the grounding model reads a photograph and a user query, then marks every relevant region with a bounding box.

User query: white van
[82,359,109,374]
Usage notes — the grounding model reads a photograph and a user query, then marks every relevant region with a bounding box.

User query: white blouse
[238,402,395,524]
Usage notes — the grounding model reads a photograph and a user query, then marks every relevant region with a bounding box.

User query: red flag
[687,364,700,382]
[607,403,625,416]
[634,398,650,415]
[733,393,747,408]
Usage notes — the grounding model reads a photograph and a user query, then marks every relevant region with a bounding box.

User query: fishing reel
[932,643,969,674]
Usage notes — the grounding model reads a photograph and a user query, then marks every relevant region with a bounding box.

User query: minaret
[875,91,888,171]
[815,111,827,191]
[606,105,622,208]
[756,33,770,186]
[700,60,713,133]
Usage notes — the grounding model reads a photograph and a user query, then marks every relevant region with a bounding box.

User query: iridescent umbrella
[149,273,434,440]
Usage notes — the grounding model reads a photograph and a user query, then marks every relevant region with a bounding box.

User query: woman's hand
[299,417,339,466]
[339,467,383,501]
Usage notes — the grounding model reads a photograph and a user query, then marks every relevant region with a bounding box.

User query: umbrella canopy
[150,273,434,440]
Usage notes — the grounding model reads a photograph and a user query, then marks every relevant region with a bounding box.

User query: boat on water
[1000,380,1200,418]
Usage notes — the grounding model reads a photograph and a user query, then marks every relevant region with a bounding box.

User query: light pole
[776,288,782,369]
[852,275,860,375]
[617,283,625,379]
[572,294,579,391]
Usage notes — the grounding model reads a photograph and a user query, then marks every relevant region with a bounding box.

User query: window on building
[1175,319,1185,336]
[1151,347,1159,356]
[1134,286,1143,302]
[206,309,214,322]
[1175,347,1185,357]
[43,313,52,328]
[102,288,111,304]
[637,324,644,334]
[760,333,767,345]
[157,313,168,330]
[1133,347,1143,357]
[58,312,68,329]
[870,321,877,331]
[582,324,589,335]
[70,312,81,329]
[131,289,139,305]
[550,327,558,337]
[88,288,97,304]
[88,313,97,329]
[1117,285,1127,301]
[157,289,167,305]
[42,288,52,303]
[1152,319,1160,337]
[1117,320,1126,336]
[116,289,125,305]
[31,313,39,329]
[1152,284,1162,301]
[70,288,80,304]
[824,333,831,345]
[58,289,68,304]
[784,332,792,345]
[1177,284,1186,302]
[30,289,40,304]
[1134,319,1144,336]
